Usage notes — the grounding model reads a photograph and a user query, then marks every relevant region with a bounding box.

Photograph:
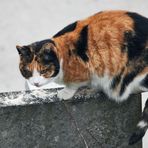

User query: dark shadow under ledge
[0,87,142,148]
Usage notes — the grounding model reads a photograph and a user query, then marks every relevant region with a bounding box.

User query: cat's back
[52,10,148,83]
[84,10,148,76]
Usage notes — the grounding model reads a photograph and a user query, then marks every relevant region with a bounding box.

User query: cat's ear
[16,45,24,55]
[16,45,30,56]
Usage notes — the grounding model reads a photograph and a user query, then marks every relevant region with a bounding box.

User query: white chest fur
[91,72,147,102]
[91,73,113,97]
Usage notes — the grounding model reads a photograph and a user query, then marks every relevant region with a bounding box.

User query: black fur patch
[68,50,72,57]
[20,67,32,79]
[125,12,148,60]
[145,99,148,107]
[32,39,55,53]
[75,25,89,62]
[141,74,148,89]
[19,46,34,63]
[143,49,148,64]
[53,22,77,38]
[111,68,124,89]
[120,66,144,96]
[41,49,60,77]
[111,74,121,89]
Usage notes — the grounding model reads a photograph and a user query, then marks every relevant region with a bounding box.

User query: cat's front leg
[57,86,78,100]
[25,80,38,90]
[25,80,30,90]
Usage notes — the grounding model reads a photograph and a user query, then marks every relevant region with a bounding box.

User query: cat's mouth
[34,83,41,87]
[28,77,49,88]
[29,82,43,88]
[27,76,55,88]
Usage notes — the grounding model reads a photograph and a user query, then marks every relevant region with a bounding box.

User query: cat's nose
[34,83,40,87]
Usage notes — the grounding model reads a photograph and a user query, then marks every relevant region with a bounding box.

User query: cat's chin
[26,80,48,90]
[26,77,56,89]
[29,81,49,88]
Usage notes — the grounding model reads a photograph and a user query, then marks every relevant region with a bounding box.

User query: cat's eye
[40,69,49,74]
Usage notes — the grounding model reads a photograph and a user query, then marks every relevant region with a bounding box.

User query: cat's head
[16,39,60,87]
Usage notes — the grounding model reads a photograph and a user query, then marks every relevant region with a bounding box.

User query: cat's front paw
[57,88,76,100]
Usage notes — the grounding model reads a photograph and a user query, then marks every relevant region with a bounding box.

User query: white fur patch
[91,72,112,89]
[137,120,148,128]
[119,74,147,102]
[57,87,77,100]
[91,72,114,99]
[28,69,51,87]
[90,72,147,102]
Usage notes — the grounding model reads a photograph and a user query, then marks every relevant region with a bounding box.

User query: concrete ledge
[0,88,142,148]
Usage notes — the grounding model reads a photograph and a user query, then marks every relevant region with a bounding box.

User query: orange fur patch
[52,10,136,83]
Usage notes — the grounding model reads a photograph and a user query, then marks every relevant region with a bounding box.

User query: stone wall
[0,88,142,148]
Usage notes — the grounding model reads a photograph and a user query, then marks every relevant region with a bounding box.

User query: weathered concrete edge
[0,87,102,107]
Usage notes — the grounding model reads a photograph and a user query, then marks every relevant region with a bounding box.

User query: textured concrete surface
[0,88,142,148]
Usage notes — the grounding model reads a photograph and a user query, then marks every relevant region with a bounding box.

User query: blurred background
[0,0,148,147]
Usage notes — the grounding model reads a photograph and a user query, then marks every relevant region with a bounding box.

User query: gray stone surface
[0,88,142,148]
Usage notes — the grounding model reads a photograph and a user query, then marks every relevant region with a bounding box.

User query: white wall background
[142,92,148,148]
[0,0,147,147]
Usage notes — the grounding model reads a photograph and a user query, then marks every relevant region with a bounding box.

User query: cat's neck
[52,34,77,60]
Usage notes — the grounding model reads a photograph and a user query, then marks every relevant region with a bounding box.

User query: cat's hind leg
[129,98,148,145]
[129,74,148,145]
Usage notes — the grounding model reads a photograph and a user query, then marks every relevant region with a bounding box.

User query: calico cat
[16,10,148,145]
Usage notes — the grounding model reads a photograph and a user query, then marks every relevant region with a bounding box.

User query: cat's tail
[129,99,148,145]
